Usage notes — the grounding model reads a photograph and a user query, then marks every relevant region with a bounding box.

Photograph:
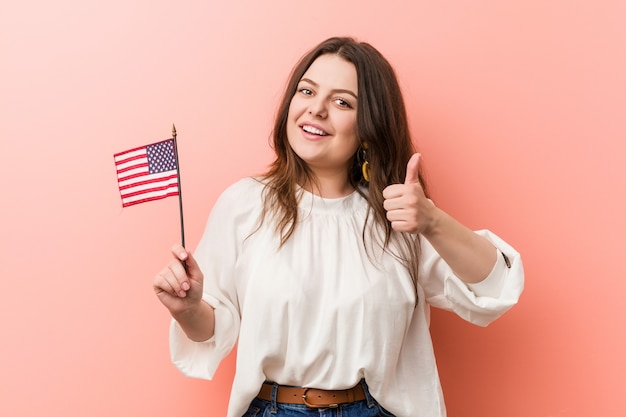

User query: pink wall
[1,1,624,416]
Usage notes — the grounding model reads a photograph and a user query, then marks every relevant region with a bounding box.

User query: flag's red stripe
[115,153,146,166]
[122,191,179,207]
[114,145,146,157]
[121,183,179,199]
[116,162,149,174]
[118,174,178,191]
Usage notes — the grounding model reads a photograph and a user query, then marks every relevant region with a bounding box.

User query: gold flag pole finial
[172,124,177,138]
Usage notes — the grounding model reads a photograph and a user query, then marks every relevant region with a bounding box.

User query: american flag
[114,139,179,207]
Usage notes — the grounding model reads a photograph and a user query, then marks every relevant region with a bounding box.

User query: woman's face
[286,54,359,180]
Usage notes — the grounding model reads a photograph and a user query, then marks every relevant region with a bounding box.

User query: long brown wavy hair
[260,36,429,293]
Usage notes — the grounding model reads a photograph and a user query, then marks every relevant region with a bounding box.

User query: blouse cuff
[466,248,509,298]
[169,293,235,380]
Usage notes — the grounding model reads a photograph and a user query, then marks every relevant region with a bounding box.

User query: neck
[303,169,354,198]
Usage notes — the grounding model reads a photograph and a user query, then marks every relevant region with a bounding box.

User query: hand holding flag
[153,244,204,314]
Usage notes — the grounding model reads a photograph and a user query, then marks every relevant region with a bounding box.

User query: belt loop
[360,379,376,408]
[270,382,278,413]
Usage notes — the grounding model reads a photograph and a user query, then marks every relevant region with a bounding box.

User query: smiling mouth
[301,125,329,136]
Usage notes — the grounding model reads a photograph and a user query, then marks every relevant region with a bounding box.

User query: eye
[334,97,353,109]
[298,87,313,96]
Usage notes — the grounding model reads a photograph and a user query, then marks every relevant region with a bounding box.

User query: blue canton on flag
[147,140,178,174]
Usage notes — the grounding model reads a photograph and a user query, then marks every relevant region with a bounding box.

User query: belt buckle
[302,388,339,409]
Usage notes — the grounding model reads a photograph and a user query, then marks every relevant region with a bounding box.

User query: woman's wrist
[171,300,215,342]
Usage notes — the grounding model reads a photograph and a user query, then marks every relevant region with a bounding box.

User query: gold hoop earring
[361,142,370,182]
[362,161,370,182]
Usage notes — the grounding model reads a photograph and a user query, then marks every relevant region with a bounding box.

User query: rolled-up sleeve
[169,179,261,379]
[169,293,240,379]
[421,229,524,327]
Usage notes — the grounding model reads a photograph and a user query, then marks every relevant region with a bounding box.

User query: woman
[153,37,524,417]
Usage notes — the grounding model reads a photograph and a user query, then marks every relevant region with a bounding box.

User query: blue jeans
[241,380,396,417]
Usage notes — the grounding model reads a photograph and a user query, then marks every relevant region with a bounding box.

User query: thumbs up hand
[382,153,435,234]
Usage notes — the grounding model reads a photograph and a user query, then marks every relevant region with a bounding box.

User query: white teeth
[302,125,326,136]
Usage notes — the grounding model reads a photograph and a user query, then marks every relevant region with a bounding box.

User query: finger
[382,184,404,200]
[154,276,185,307]
[169,258,190,288]
[385,201,414,213]
[390,221,413,233]
[386,207,415,221]
[154,269,184,297]
[170,244,203,284]
[171,244,188,262]
[180,252,203,282]
[404,153,421,185]
[169,244,192,283]
[383,197,405,211]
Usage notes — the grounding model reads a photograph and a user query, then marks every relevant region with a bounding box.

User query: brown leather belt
[257,382,366,408]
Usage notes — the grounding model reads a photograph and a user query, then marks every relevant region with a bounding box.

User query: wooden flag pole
[172,124,186,248]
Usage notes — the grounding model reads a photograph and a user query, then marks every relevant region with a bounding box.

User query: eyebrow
[299,78,358,100]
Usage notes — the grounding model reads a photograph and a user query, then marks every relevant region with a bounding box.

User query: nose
[307,97,327,119]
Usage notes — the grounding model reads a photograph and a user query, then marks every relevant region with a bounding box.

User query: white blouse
[169,178,524,417]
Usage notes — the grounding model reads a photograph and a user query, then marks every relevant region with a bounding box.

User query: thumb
[404,153,421,184]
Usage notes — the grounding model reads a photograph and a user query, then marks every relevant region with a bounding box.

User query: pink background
[1,1,625,416]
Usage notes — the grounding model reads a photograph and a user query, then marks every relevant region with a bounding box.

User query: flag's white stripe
[116,155,148,170]
[120,177,179,196]
[122,185,179,204]
[118,170,177,187]
[114,149,146,162]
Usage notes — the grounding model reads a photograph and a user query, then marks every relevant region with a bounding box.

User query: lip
[299,122,331,140]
